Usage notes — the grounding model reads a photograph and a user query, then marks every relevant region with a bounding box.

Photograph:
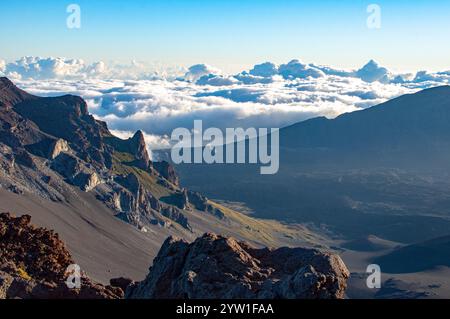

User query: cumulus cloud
[0,57,185,81]
[2,57,95,80]
[196,74,239,86]
[355,60,391,83]
[312,64,354,77]
[413,70,450,83]
[278,60,325,79]
[182,64,221,82]
[5,56,450,151]
[3,56,449,87]
[13,74,414,150]
[249,62,279,77]
[234,72,277,85]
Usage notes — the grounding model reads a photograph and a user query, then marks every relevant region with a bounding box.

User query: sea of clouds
[1,56,449,154]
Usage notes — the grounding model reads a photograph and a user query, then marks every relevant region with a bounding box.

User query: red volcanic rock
[0,212,122,299]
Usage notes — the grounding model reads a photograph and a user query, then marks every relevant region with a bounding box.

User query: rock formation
[1,214,349,300]
[153,161,179,186]
[0,77,204,231]
[48,139,69,160]
[126,233,349,299]
[0,213,122,299]
[186,190,225,219]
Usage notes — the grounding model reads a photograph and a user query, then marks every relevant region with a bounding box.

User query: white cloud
[249,62,279,77]
[182,64,221,82]
[355,60,391,83]
[13,74,414,145]
[278,60,325,79]
[312,64,354,77]
[3,57,91,80]
[196,74,239,86]
[0,60,5,74]
[5,56,450,152]
[413,70,450,83]
[234,72,278,85]
[3,56,450,87]
[0,57,185,81]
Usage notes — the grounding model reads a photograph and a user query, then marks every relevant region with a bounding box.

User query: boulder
[0,212,122,299]
[110,277,134,293]
[126,233,349,299]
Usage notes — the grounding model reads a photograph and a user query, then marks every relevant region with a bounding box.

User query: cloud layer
[0,57,185,81]
[4,56,450,151]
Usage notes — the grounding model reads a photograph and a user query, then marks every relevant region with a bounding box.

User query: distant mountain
[280,85,450,170]
[373,235,450,273]
[342,235,402,252]
[177,86,450,244]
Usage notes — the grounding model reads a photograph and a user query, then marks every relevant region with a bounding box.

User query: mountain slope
[0,78,327,283]
[281,85,450,169]
[373,235,450,273]
[176,86,450,244]
[0,212,122,299]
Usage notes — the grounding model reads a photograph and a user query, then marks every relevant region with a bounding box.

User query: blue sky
[1,0,450,72]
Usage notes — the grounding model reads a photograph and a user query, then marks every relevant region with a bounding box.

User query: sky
[1,0,450,73]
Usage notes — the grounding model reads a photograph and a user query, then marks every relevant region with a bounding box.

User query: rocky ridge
[126,233,350,299]
[0,77,223,232]
[0,212,122,299]
[0,213,349,299]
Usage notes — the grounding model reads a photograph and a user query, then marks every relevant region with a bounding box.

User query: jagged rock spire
[129,130,152,170]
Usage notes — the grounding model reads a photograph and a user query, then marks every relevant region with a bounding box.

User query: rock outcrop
[166,190,225,220]
[129,130,152,171]
[48,138,70,160]
[153,161,179,186]
[110,172,192,231]
[0,77,197,231]
[126,233,350,299]
[104,130,152,171]
[0,212,122,299]
[51,153,102,192]
[186,190,225,219]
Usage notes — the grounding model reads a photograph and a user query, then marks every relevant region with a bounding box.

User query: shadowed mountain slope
[177,86,450,244]
[373,236,450,273]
